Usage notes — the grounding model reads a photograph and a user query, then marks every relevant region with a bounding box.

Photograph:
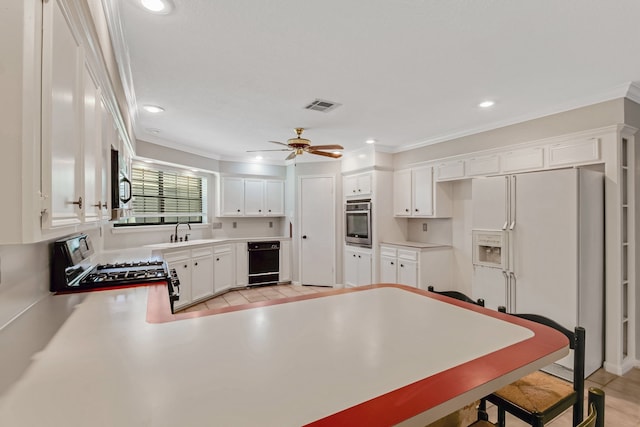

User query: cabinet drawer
[380,246,397,257]
[192,247,214,258]
[163,250,190,262]
[397,249,418,261]
[213,244,233,255]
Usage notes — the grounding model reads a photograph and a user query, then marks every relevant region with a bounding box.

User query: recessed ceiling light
[191,169,198,172]
[145,128,161,134]
[255,156,263,160]
[140,0,172,14]
[143,105,165,113]
[332,151,341,155]
[478,100,495,108]
[143,160,153,164]
[365,139,376,144]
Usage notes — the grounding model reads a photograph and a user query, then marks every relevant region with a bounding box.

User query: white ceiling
[111,0,640,164]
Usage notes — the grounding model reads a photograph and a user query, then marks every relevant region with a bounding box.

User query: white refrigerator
[471,168,603,378]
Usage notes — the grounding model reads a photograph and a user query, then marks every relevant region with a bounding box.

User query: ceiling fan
[248,128,344,160]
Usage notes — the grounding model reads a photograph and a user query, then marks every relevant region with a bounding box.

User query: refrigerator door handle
[504,176,510,230]
[502,270,509,310]
[509,175,516,230]
[509,272,516,312]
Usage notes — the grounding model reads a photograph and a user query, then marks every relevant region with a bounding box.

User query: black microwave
[110,148,132,220]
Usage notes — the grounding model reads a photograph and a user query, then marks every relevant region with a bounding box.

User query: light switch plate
[422,223,428,232]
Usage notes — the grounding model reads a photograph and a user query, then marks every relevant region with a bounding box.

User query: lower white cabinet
[279,240,291,282]
[379,244,452,289]
[160,246,214,311]
[213,244,234,293]
[344,246,372,287]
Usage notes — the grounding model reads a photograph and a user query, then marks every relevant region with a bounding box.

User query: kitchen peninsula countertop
[0,284,568,427]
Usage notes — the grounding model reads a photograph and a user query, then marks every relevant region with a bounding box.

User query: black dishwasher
[248,241,280,286]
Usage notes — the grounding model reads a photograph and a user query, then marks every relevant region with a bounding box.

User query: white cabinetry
[344,246,372,287]
[279,240,291,282]
[42,0,83,229]
[344,173,372,198]
[393,166,451,218]
[219,177,284,217]
[379,244,452,289]
[163,246,214,310]
[219,177,245,216]
[235,242,248,287]
[213,244,234,293]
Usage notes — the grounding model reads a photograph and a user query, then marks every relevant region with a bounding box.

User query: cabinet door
[83,64,101,222]
[265,180,284,216]
[397,260,418,287]
[393,170,412,216]
[357,174,372,195]
[412,166,433,216]
[168,258,191,310]
[235,242,248,287]
[244,179,265,216]
[220,177,245,216]
[380,256,397,283]
[214,251,233,293]
[344,248,358,287]
[191,254,214,301]
[279,240,291,282]
[42,0,83,228]
[357,252,372,285]
[99,100,111,219]
[344,175,357,197]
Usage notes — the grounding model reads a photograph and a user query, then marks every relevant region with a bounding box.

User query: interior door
[300,176,335,285]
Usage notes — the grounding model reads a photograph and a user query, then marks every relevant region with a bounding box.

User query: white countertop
[144,235,290,250]
[0,285,567,427]
[381,240,451,249]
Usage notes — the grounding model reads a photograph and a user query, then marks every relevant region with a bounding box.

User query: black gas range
[51,234,180,312]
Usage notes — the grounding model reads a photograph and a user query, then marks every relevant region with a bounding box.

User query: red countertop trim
[145,283,569,426]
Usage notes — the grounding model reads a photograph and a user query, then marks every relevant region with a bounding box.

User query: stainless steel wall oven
[345,199,372,247]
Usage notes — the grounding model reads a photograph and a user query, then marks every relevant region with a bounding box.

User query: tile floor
[181,284,640,426]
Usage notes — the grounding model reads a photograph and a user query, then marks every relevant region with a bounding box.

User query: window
[115,164,206,226]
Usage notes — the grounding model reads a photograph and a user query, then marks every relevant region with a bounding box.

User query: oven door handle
[345,210,370,214]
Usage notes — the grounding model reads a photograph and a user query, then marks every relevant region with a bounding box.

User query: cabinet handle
[268,209,271,212]
[237,209,241,212]
[92,200,106,208]
[194,262,198,266]
[415,208,419,212]
[400,264,404,268]
[183,264,188,268]
[358,255,361,258]
[405,208,409,212]
[259,209,262,212]
[216,258,220,261]
[353,254,356,257]
[390,262,394,265]
[69,197,83,210]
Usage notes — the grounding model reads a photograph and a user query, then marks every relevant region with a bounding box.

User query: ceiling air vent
[304,99,341,113]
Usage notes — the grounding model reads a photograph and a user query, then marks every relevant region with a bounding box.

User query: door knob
[302,235,307,239]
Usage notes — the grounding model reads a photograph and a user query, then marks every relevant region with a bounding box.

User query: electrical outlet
[211,222,222,229]
[422,223,428,232]
[232,221,237,228]
[269,221,273,228]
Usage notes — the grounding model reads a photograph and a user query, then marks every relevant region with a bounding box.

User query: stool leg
[497,406,506,427]
[588,387,605,427]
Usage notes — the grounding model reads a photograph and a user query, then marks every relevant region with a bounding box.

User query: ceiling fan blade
[307,150,342,159]
[307,144,344,150]
[285,151,297,160]
[269,140,290,147]
[246,149,292,152]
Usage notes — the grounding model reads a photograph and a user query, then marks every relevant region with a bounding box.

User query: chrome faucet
[172,221,191,242]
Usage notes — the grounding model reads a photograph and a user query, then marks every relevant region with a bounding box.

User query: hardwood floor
[180,284,640,426]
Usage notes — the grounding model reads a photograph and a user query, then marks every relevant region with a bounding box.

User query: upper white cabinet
[548,138,600,167]
[344,172,372,198]
[41,0,83,229]
[0,0,129,243]
[465,155,500,177]
[219,177,284,217]
[393,166,452,218]
[435,160,465,181]
[502,147,545,173]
